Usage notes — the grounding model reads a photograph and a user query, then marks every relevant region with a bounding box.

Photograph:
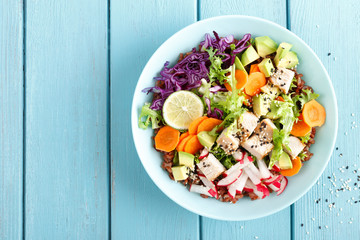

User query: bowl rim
[131,15,338,221]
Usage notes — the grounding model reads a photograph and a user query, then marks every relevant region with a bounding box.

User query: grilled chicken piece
[197,153,226,181]
[242,119,277,160]
[269,67,295,94]
[284,136,306,159]
[216,127,240,155]
[236,111,259,143]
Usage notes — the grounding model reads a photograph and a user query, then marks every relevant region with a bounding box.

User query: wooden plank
[110,0,200,239]
[25,1,109,238]
[199,1,291,239]
[0,0,23,239]
[290,0,360,239]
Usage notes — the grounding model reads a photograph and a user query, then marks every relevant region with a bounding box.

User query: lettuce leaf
[138,103,163,129]
[292,89,319,117]
[205,47,230,85]
[299,132,311,144]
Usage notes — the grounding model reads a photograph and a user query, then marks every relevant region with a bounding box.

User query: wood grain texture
[200,1,291,239]
[0,0,23,239]
[110,0,200,239]
[25,0,109,238]
[290,0,360,239]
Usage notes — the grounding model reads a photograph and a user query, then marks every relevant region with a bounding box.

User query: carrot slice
[276,96,284,102]
[244,72,267,96]
[184,135,204,155]
[197,118,223,133]
[224,69,248,91]
[280,157,302,176]
[291,114,312,137]
[302,99,326,127]
[179,132,190,142]
[249,64,260,74]
[154,126,180,152]
[176,135,193,152]
[235,69,248,90]
[188,116,208,135]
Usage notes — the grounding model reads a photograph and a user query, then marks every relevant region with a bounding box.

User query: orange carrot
[249,64,260,74]
[276,96,284,102]
[179,132,190,142]
[188,116,208,135]
[184,135,204,154]
[302,99,326,127]
[291,114,312,137]
[280,157,302,176]
[197,118,223,133]
[176,135,193,152]
[244,72,267,96]
[224,69,248,91]
[154,126,180,152]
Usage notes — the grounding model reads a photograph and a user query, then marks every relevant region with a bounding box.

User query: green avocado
[253,94,272,117]
[260,84,280,99]
[258,58,275,77]
[241,45,260,66]
[171,166,189,181]
[254,36,278,58]
[279,152,293,170]
[197,131,216,149]
[234,56,246,72]
[277,51,299,69]
[178,151,194,168]
[274,42,293,66]
[265,100,281,120]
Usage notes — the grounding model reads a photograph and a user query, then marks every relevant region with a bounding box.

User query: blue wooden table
[1,0,360,239]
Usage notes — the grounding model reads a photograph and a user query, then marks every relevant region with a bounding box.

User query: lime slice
[163,90,204,130]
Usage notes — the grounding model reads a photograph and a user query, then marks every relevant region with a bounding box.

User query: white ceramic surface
[131,15,338,221]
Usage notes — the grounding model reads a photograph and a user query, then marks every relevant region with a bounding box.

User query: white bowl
[131,15,338,221]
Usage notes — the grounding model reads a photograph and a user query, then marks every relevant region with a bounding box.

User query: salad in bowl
[138,31,326,203]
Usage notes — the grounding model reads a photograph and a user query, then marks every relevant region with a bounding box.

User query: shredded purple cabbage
[143,31,251,111]
[205,97,223,119]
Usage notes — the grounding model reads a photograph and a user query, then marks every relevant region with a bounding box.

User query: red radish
[272,180,281,188]
[256,183,270,198]
[268,182,280,191]
[198,175,218,198]
[232,150,244,162]
[257,158,271,180]
[243,165,261,185]
[272,161,281,172]
[263,174,282,185]
[248,162,262,179]
[189,184,213,197]
[244,179,255,192]
[276,176,288,195]
[227,172,248,198]
[199,148,209,160]
[247,155,255,162]
[217,168,242,187]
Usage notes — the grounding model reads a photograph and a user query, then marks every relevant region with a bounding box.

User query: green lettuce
[138,103,163,129]
[292,89,319,117]
[205,47,230,85]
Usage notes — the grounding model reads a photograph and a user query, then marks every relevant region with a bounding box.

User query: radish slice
[272,161,281,172]
[247,162,262,179]
[189,184,213,197]
[257,158,271,180]
[244,179,255,192]
[199,148,209,160]
[277,176,288,195]
[263,174,282,185]
[268,182,280,191]
[227,172,248,198]
[198,175,218,198]
[243,165,261,185]
[217,168,242,187]
[232,150,244,162]
[256,184,270,199]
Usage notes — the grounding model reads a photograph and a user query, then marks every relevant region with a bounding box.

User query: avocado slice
[260,84,280,99]
[253,94,272,117]
[279,152,293,170]
[258,58,275,77]
[254,36,278,58]
[274,42,293,67]
[241,45,260,66]
[277,51,299,69]
[171,166,189,181]
[178,151,195,168]
[197,131,216,149]
[265,100,281,120]
[234,56,246,72]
